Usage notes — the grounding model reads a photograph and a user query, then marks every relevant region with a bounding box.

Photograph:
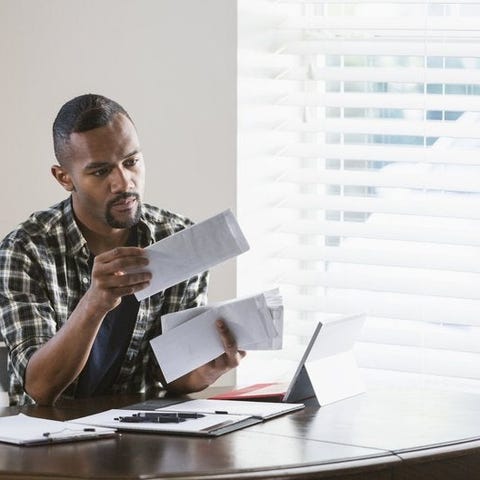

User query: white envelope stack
[151,289,284,383]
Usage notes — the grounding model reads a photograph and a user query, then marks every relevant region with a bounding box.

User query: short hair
[52,94,133,164]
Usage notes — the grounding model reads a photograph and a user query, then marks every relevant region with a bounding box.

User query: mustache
[107,192,140,208]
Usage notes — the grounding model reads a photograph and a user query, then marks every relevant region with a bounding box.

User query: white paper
[134,209,249,301]
[160,399,304,419]
[161,289,283,349]
[68,399,304,435]
[151,290,284,383]
[0,414,115,445]
[69,409,252,435]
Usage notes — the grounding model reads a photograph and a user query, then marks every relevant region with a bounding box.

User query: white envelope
[151,290,284,383]
[161,289,283,349]
[134,209,249,301]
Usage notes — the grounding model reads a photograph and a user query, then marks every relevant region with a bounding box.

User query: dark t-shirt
[75,294,140,398]
[76,232,140,398]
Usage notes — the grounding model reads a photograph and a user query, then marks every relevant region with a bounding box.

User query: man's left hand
[166,319,246,393]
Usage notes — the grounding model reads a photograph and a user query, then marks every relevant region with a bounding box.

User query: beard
[105,192,142,229]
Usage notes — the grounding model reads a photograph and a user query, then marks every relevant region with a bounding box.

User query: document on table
[150,289,284,383]
[68,398,304,437]
[69,408,259,438]
[133,209,249,301]
[0,414,116,446]
[158,398,304,420]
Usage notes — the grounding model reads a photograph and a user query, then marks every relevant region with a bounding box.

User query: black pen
[135,412,206,420]
[115,414,186,424]
[114,412,206,424]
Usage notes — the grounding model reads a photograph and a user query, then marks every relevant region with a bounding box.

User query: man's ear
[51,165,75,192]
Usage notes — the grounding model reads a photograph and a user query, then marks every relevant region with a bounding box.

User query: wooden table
[0,386,479,479]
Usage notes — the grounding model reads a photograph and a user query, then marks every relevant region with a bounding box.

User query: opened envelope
[133,209,249,301]
[151,290,284,383]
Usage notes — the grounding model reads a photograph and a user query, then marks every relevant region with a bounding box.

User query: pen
[114,412,205,424]
[115,414,185,424]
[137,412,206,420]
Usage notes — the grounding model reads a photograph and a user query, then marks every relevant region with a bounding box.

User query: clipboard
[0,414,117,446]
[68,399,304,437]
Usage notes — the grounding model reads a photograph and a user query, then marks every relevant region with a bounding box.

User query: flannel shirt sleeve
[0,239,57,390]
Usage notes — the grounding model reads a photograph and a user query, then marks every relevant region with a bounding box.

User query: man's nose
[110,167,132,192]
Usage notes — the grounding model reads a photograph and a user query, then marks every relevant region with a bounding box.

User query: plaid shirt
[0,198,208,405]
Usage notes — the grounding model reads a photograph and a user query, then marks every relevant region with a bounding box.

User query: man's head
[51,94,145,234]
[53,94,133,166]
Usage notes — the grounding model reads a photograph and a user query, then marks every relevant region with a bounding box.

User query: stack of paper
[150,289,284,383]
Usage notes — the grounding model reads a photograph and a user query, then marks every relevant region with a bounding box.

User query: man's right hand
[25,246,151,405]
[87,246,151,313]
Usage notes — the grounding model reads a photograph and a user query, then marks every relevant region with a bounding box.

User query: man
[0,94,244,406]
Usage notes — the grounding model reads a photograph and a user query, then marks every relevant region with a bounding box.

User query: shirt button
[82,277,89,285]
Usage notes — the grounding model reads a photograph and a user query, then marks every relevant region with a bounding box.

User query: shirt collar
[63,197,88,256]
[138,204,156,246]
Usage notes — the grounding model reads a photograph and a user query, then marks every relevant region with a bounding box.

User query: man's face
[56,113,146,234]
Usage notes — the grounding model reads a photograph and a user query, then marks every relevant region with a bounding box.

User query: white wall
[0,0,237,303]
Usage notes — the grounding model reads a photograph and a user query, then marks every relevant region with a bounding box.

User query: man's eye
[124,158,139,167]
[92,168,109,177]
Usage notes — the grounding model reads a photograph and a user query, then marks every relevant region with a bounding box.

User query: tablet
[283,313,366,404]
[211,313,366,405]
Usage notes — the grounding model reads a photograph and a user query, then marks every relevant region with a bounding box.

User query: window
[237,0,480,392]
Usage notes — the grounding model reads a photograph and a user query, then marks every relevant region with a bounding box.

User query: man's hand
[25,246,151,405]
[86,247,151,313]
[166,319,246,394]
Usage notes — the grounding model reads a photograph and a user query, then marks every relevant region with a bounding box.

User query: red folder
[210,383,289,402]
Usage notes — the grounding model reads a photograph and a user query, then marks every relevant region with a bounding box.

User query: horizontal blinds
[237,0,480,388]
[280,168,480,192]
[276,0,480,4]
[277,219,480,246]
[280,118,480,139]
[281,41,480,57]
[280,144,480,165]
[277,246,480,275]
[281,66,480,83]
[281,194,480,219]
[280,92,480,110]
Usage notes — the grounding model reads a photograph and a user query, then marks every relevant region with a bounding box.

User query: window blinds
[237,0,480,391]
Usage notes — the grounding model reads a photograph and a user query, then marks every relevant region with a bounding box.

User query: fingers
[94,248,149,279]
[95,247,148,274]
[172,321,246,392]
[88,247,151,310]
[215,319,246,368]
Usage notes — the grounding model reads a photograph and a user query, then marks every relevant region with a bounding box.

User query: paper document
[159,398,303,420]
[0,414,116,446]
[134,209,249,301]
[69,409,257,438]
[151,289,283,383]
[69,398,304,437]
[161,289,283,349]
